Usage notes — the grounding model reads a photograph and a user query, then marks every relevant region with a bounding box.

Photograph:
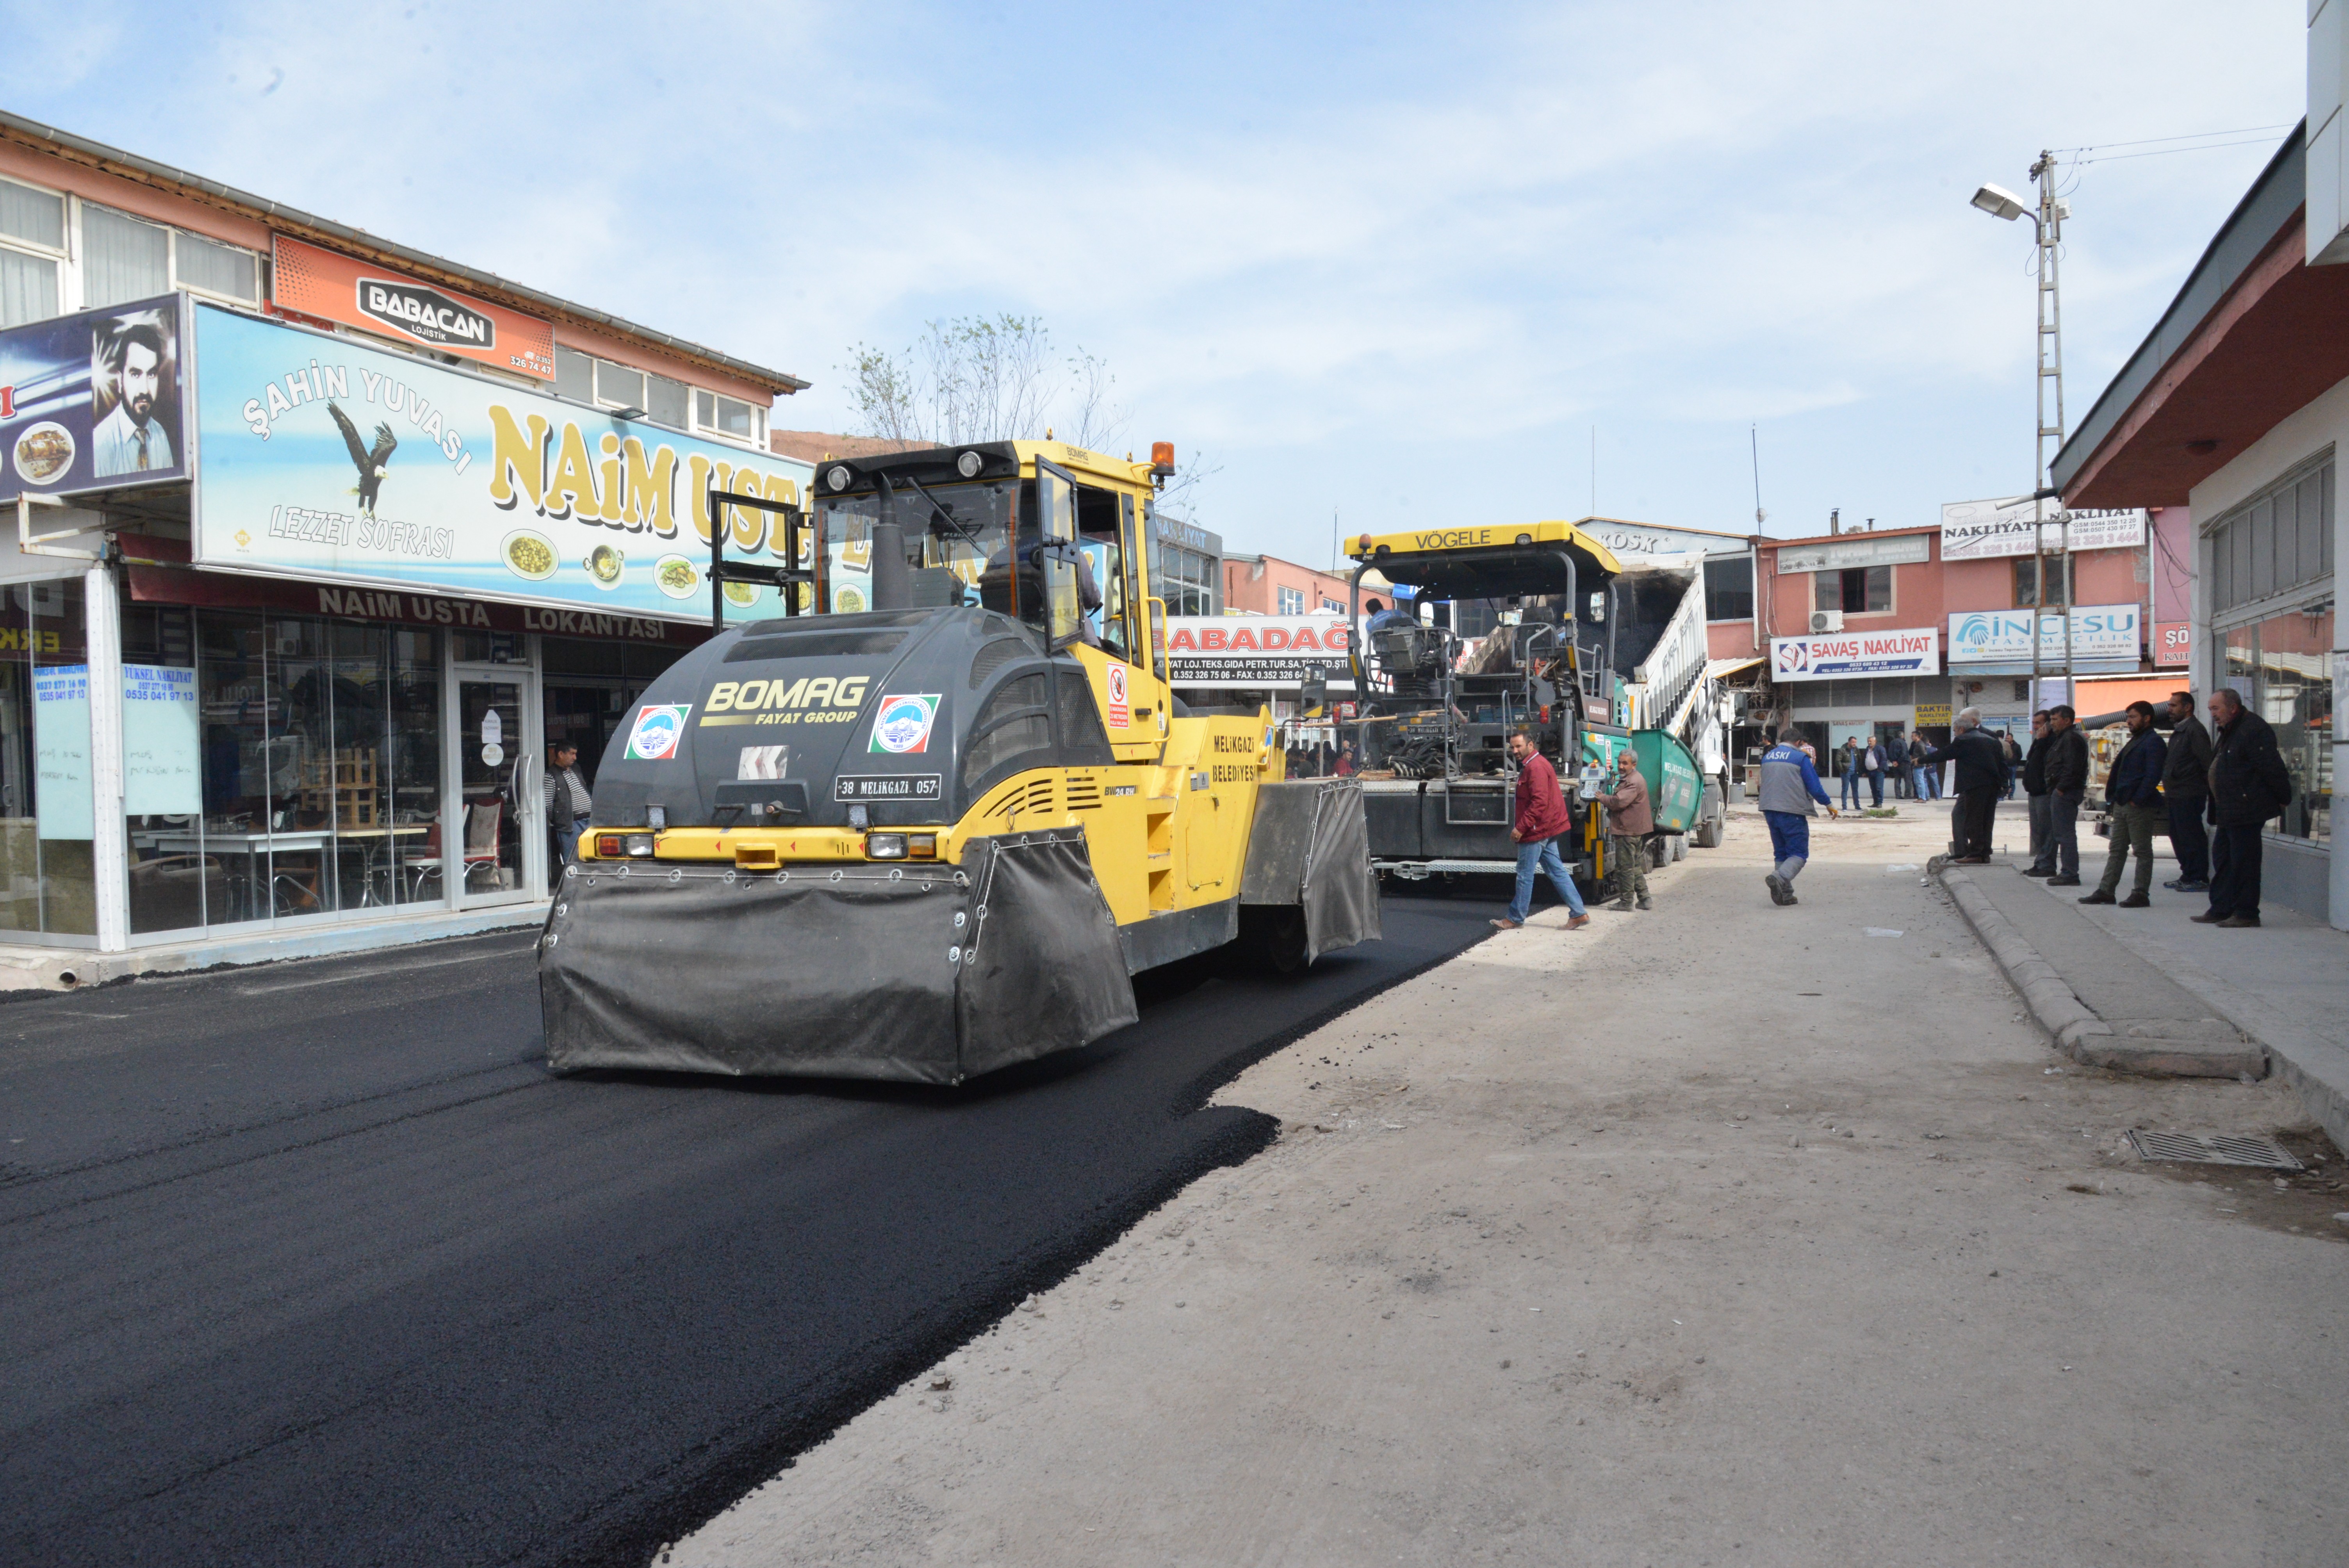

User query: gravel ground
[672,807,2349,1568]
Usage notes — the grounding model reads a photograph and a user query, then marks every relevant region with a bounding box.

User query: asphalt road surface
[0,894,1490,1567]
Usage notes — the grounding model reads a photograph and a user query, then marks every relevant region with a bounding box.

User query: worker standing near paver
[1757,731,1838,906]
[1601,749,1655,912]
[1491,729,1590,932]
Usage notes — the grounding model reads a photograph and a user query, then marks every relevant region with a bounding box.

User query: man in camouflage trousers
[1600,750,1654,912]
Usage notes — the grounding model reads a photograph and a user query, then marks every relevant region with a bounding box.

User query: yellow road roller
[539,438,1379,1083]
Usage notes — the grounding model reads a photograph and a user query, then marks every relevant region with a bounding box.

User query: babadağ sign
[1768,626,1940,681]
[1166,615,1355,689]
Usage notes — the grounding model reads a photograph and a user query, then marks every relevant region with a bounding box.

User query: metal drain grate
[2127,1130,2303,1171]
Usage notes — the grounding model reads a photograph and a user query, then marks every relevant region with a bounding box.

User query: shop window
[2217,606,2333,843]
[2013,555,2073,607]
[696,388,760,444]
[648,372,689,430]
[81,203,169,309]
[1278,586,1306,615]
[595,360,647,412]
[555,347,595,403]
[2208,458,2333,614]
[175,231,260,303]
[123,611,444,935]
[0,176,65,329]
[1704,556,1754,620]
[1815,566,1890,614]
[0,580,97,939]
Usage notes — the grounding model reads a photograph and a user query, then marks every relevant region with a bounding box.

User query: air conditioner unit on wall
[1810,609,1844,633]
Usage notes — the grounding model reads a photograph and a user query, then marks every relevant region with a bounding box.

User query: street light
[1972,153,2073,710]
[1971,183,2030,222]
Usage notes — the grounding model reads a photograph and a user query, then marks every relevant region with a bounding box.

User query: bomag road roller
[539,439,1379,1083]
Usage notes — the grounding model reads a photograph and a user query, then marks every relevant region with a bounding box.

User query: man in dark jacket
[2040,705,2089,885]
[1922,708,2008,862]
[2019,711,2055,876]
[2158,688,2214,892]
[2194,688,2293,928]
[1493,729,1590,932]
[1862,737,1887,807]
[2081,702,2166,907]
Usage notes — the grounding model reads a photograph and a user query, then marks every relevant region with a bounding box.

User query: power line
[2054,123,2295,156]
[2078,135,2292,166]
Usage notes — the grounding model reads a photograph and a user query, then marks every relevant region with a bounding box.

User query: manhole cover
[2126,1130,2304,1171]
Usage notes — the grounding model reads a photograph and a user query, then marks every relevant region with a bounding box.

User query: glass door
[448,665,541,904]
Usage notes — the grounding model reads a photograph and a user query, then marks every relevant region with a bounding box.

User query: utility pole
[2030,148,2071,710]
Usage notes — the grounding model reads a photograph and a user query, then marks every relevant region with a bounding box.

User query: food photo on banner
[0,292,187,502]
[190,302,810,620]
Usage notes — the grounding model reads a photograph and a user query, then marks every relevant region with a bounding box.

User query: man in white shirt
[92,320,174,477]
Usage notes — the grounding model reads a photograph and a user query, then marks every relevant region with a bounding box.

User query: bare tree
[842,315,1128,451]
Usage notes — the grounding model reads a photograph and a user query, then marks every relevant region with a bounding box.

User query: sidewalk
[1944,846,2349,1149]
[668,809,2349,1568]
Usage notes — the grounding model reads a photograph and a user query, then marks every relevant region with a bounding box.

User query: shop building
[0,113,807,979]
[1755,514,2166,768]
[1571,516,1761,663]
[1221,551,1345,618]
[2052,110,2344,925]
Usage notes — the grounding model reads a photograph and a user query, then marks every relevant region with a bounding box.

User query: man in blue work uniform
[1758,733,1839,906]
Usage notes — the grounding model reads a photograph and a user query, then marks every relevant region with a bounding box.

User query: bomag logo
[704,675,870,727]
[358,280,495,350]
[1412,527,1495,550]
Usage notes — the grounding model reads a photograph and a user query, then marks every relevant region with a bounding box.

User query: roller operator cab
[538,440,1380,1084]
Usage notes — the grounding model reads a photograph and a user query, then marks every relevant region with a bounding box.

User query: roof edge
[0,110,809,397]
[2053,123,2306,494]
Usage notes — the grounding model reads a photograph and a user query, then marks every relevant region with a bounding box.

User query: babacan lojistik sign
[0,292,187,503]
[1768,627,1940,681]
[1946,604,2142,664]
[191,303,809,620]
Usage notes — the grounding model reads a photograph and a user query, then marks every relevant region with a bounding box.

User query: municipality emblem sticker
[625,704,690,761]
[869,693,940,754]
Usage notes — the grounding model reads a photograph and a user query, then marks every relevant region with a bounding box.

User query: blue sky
[5,0,2308,567]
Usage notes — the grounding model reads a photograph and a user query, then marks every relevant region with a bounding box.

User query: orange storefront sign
[271,235,556,382]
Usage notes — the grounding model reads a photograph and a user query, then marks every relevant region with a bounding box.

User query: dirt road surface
[672,806,2349,1567]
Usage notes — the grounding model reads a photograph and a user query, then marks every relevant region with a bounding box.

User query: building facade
[2053,115,2343,926]
[1755,516,2169,771]
[1222,551,1349,618]
[0,113,806,977]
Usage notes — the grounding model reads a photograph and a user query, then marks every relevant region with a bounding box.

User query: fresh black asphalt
[0,895,1492,1567]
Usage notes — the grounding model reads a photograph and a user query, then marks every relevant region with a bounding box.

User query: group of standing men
[2016,688,2293,927]
[1832,733,1946,809]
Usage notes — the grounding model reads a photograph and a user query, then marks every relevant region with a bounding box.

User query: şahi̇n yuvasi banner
[0,291,187,503]
[192,303,810,620]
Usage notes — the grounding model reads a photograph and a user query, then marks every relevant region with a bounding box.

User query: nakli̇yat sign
[1768,626,1941,681]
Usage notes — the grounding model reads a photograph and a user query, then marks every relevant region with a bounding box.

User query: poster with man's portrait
[91,308,182,478]
[0,291,186,502]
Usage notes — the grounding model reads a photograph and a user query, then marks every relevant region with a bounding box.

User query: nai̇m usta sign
[193,303,808,619]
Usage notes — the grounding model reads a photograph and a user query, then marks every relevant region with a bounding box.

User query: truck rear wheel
[1693,778,1725,848]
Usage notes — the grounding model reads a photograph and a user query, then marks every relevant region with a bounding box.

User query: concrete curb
[1937,867,2267,1080]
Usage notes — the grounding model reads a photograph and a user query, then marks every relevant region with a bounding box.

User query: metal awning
[1706,656,1765,679]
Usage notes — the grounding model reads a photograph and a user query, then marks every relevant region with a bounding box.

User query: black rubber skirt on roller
[539,827,1138,1083]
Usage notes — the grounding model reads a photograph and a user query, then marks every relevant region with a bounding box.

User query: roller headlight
[624,834,655,857]
[827,464,852,492]
[957,449,983,478]
[866,833,908,860]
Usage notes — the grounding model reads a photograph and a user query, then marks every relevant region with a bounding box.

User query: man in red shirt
[1492,729,1591,931]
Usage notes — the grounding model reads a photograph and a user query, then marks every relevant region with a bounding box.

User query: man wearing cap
[1600,750,1655,912]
